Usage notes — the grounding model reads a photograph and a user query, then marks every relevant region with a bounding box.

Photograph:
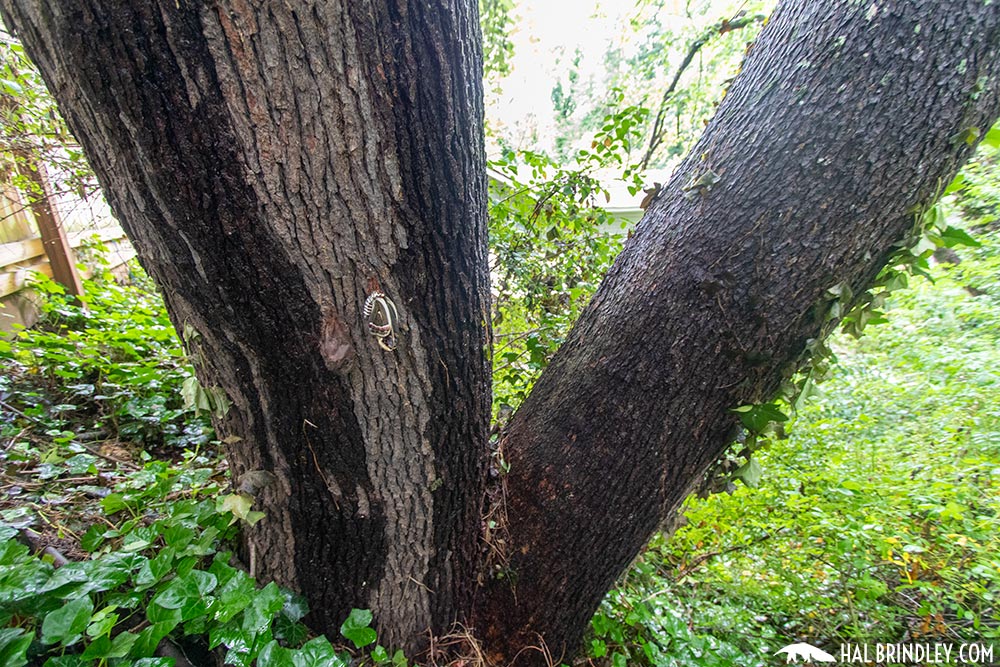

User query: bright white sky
[486,0,637,151]
[487,0,747,156]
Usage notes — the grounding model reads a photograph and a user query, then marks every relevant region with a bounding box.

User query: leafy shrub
[0,268,212,454]
[489,101,646,412]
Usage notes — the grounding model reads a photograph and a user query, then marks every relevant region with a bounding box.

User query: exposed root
[421,623,488,667]
[504,632,564,667]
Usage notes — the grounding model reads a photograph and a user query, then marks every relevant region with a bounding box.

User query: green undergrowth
[2,211,1000,667]
[0,442,392,667]
[0,271,400,667]
[0,456,394,666]
[0,269,212,456]
[587,229,1000,666]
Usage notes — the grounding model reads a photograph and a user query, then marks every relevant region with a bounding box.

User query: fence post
[17,155,84,298]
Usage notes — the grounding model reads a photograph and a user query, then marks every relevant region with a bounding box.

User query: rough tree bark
[474,1,1000,663]
[2,0,999,665]
[0,0,492,653]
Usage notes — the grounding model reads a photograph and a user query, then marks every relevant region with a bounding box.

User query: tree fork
[5,0,1000,663]
[476,1,1000,663]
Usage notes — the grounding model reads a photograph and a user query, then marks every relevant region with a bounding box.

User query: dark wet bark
[475,1,1000,663]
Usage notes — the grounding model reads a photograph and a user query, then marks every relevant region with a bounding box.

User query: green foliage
[340,609,377,649]
[0,416,385,667]
[479,0,516,85]
[1,269,213,453]
[0,25,95,200]
[0,458,322,666]
[947,145,1000,229]
[548,0,770,168]
[489,100,647,412]
[590,225,1000,665]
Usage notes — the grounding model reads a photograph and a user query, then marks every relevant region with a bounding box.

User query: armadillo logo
[775,642,837,663]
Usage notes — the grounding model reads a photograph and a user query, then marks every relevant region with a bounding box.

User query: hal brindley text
[839,643,994,664]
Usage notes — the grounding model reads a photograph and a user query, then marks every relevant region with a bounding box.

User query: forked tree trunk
[0,0,492,652]
[3,0,1000,665]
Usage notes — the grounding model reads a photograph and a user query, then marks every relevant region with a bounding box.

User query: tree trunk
[4,0,1000,664]
[474,1,1000,663]
[0,0,491,652]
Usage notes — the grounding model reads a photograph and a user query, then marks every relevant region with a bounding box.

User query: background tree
[0,25,98,237]
[1,1,999,665]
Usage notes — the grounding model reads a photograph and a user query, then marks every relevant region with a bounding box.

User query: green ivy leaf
[213,568,256,623]
[41,594,94,645]
[281,590,310,623]
[135,548,176,590]
[230,580,283,660]
[151,569,217,622]
[86,605,119,638]
[100,492,128,514]
[211,623,255,667]
[135,621,181,657]
[293,636,347,667]
[274,614,309,646]
[219,493,265,526]
[733,458,763,488]
[340,608,377,648]
[257,640,296,667]
[0,628,32,667]
[732,402,788,433]
[939,225,981,248]
[80,525,107,552]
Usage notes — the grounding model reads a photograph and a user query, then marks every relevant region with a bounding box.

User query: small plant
[1,269,213,455]
[0,448,390,666]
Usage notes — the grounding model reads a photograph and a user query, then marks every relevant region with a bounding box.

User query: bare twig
[0,399,139,470]
[155,639,197,667]
[639,12,766,170]
[642,529,784,602]
[676,530,780,580]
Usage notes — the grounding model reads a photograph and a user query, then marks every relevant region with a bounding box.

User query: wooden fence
[0,226,135,299]
[0,165,135,331]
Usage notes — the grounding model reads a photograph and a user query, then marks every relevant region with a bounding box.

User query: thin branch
[670,529,781,582]
[638,530,783,604]
[639,12,766,170]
